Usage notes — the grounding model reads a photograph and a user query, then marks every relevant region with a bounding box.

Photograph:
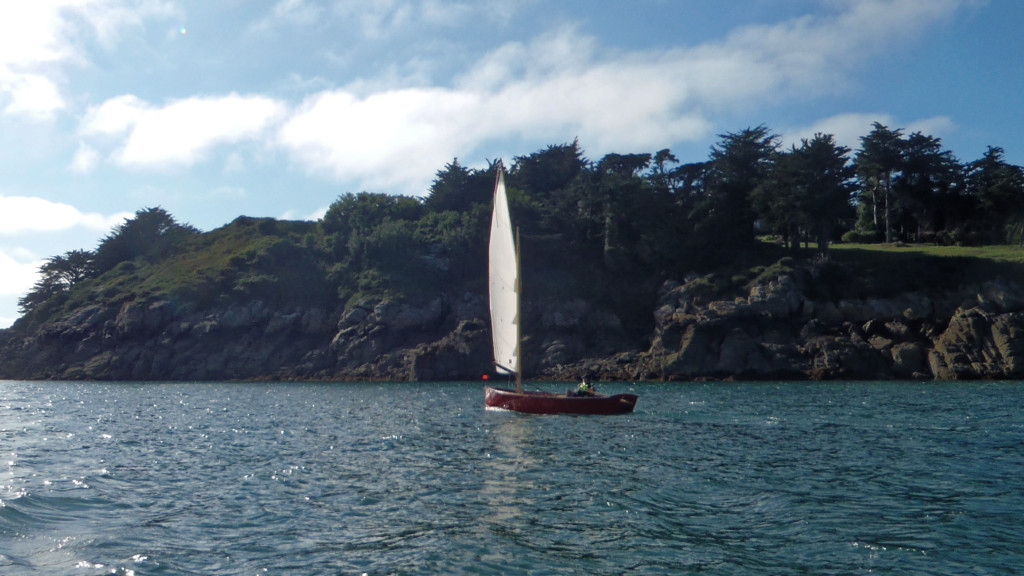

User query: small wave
[0,490,115,535]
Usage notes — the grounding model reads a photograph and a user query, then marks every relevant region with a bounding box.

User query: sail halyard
[488,166,521,390]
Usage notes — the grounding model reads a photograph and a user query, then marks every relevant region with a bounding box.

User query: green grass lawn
[832,242,1024,263]
[823,242,1024,298]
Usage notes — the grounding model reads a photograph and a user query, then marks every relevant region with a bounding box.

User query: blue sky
[0,0,1021,328]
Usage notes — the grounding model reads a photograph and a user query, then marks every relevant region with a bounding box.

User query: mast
[515,226,522,393]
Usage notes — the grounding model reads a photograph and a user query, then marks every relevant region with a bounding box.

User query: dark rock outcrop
[597,273,1024,382]
[4,271,1024,382]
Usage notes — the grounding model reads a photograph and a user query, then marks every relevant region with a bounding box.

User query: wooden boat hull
[484,386,637,415]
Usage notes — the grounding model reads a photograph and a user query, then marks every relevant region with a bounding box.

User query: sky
[1,0,1022,328]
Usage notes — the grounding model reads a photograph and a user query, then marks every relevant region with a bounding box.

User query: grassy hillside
[19,217,334,329]
[663,241,1024,310]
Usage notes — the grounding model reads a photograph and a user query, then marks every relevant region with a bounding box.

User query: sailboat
[483,166,638,415]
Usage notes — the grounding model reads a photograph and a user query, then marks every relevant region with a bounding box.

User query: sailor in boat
[574,375,597,397]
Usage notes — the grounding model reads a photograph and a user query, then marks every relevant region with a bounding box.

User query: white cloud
[665,0,965,109]
[70,143,101,173]
[786,113,897,151]
[309,205,329,221]
[277,0,965,194]
[80,94,149,136]
[786,113,957,152]
[276,27,714,193]
[0,0,69,118]
[279,206,327,221]
[82,93,286,169]
[1,73,66,119]
[907,116,956,139]
[74,0,179,47]
[75,0,971,196]
[278,87,483,192]
[0,1,177,120]
[0,195,130,235]
[0,251,41,298]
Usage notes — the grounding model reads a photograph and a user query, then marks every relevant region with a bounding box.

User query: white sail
[488,168,519,377]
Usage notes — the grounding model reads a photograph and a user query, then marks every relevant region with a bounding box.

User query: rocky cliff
[2,264,1024,382]
[629,274,1024,381]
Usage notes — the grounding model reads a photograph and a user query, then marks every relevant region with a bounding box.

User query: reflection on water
[480,414,538,524]
[476,414,540,566]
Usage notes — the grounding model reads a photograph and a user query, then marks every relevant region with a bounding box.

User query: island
[3,127,1024,382]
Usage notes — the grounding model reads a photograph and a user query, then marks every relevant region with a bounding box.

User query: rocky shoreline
[2,271,1023,382]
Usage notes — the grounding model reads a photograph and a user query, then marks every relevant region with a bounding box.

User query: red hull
[484,386,637,415]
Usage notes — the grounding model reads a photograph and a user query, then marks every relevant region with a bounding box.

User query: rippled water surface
[1,380,1022,575]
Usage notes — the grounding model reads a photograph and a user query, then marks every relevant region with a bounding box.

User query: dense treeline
[18,123,1024,326]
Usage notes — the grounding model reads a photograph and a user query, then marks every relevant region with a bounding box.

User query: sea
[1,380,1021,575]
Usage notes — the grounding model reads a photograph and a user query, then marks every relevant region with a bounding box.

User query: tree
[589,153,655,270]
[45,249,93,287]
[668,161,710,199]
[752,147,803,250]
[424,159,493,213]
[92,207,198,274]
[789,134,856,256]
[854,123,904,242]
[893,132,962,241]
[597,153,652,178]
[18,249,95,313]
[650,148,679,191]
[321,192,423,239]
[319,191,426,277]
[696,126,780,257]
[507,141,589,236]
[510,140,587,196]
[967,146,1024,243]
